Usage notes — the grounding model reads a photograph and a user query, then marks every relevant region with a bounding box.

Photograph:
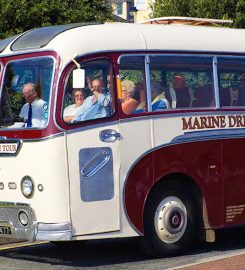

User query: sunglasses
[75,94,84,98]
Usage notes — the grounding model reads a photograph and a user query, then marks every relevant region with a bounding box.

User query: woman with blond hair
[121,80,139,114]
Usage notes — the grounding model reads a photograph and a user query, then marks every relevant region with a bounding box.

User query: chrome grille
[0,203,34,229]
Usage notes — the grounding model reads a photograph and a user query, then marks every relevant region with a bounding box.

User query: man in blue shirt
[72,78,110,122]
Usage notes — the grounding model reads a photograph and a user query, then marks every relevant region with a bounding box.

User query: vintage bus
[0,20,244,257]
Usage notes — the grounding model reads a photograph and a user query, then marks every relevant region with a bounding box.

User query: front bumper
[0,202,72,241]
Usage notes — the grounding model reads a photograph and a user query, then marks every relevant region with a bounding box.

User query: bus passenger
[72,78,111,122]
[19,83,48,128]
[121,80,139,114]
[136,80,169,113]
[165,75,193,108]
[151,80,170,111]
[63,88,85,123]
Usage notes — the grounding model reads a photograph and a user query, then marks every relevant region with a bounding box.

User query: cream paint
[0,136,70,223]
[67,123,121,235]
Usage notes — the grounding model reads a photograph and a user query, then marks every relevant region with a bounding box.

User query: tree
[152,0,245,28]
[0,0,113,39]
[153,0,192,17]
[234,0,245,28]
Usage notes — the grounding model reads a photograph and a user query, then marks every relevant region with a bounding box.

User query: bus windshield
[0,57,54,129]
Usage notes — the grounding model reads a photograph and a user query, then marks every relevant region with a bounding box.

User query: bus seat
[236,86,245,106]
[134,83,146,103]
[219,87,232,107]
[174,87,192,108]
[194,85,214,108]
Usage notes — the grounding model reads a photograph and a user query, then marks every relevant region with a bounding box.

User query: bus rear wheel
[143,185,196,257]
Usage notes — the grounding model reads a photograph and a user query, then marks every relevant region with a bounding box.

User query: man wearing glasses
[72,78,111,122]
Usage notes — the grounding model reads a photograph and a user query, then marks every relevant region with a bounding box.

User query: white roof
[1,23,245,68]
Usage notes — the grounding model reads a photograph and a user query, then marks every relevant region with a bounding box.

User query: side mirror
[72,69,85,89]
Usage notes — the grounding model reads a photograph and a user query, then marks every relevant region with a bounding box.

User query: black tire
[143,183,196,257]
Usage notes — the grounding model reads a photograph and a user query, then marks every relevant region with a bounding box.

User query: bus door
[64,59,121,236]
[66,124,121,236]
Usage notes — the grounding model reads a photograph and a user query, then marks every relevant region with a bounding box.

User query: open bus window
[0,57,54,129]
[217,57,245,107]
[63,59,115,124]
[119,56,147,114]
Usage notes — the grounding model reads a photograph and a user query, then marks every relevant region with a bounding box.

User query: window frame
[118,53,245,118]
[0,55,55,130]
[60,57,116,127]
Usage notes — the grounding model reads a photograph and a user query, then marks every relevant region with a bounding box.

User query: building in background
[111,0,154,23]
[134,0,154,23]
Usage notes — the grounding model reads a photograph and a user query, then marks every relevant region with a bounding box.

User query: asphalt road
[0,228,245,270]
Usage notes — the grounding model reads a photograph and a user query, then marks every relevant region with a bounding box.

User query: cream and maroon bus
[0,21,244,257]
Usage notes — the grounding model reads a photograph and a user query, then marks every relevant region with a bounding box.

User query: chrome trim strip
[36,222,72,241]
[145,55,152,112]
[213,56,220,108]
[172,128,245,144]
[2,132,65,143]
[66,121,119,135]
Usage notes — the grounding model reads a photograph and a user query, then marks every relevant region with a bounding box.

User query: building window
[116,2,123,15]
[134,0,147,11]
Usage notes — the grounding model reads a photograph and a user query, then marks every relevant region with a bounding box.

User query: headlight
[21,176,34,198]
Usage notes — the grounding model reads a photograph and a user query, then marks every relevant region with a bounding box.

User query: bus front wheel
[143,185,196,257]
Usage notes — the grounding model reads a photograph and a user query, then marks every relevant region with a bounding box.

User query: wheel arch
[144,173,213,241]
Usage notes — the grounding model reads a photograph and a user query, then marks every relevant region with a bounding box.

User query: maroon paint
[0,51,61,139]
[222,138,245,225]
[124,140,224,234]
[124,153,154,234]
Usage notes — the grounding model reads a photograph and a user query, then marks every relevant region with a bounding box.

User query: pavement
[171,252,245,270]
[0,238,25,245]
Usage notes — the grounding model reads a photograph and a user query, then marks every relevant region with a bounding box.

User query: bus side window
[63,59,115,123]
[217,58,245,107]
[119,56,147,115]
[149,55,214,110]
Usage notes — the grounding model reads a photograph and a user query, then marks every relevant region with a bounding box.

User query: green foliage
[153,0,193,17]
[0,0,113,39]
[152,0,245,28]
[234,0,245,28]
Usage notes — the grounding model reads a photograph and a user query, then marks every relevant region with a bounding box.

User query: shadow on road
[0,228,245,268]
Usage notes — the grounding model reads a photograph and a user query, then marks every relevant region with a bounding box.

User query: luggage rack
[138,16,233,26]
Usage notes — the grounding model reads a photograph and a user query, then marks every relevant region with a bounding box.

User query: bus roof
[0,22,245,66]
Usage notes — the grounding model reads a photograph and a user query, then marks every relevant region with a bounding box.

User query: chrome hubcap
[154,196,187,243]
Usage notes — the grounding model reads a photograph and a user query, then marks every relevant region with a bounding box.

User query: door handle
[99,129,121,142]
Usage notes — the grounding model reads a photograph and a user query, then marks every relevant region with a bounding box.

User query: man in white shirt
[19,83,48,128]
[72,78,110,122]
